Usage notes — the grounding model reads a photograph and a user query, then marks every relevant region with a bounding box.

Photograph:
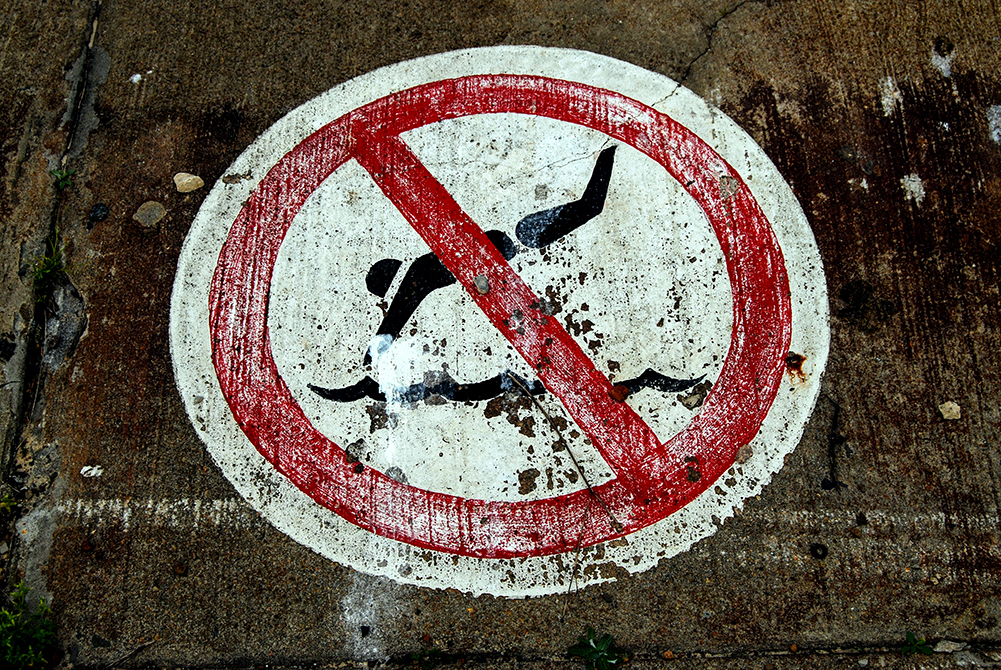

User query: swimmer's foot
[309,371,545,404]
[616,369,705,395]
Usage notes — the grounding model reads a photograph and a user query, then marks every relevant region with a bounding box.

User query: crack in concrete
[11,0,101,459]
[678,0,766,86]
[152,642,1001,668]
[421,151,598,184]
[60,1,106,165]
[7,0,102,452]
[2,0,102,609]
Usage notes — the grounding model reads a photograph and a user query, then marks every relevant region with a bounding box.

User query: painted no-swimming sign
[170,47,829,597]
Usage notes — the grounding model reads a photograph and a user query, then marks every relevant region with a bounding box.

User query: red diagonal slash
[209,74,792,558]
[351,123,666,497]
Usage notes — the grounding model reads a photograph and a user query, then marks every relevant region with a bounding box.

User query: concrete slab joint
[1,0,101,622]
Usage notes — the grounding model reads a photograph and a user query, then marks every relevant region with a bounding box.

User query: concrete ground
[1,0,1000,667]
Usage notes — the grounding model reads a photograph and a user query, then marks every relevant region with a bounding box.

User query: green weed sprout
[569,628,621,670]
[1,582,57,669]
[49,169,74,191]
[30,233,64,290]
[0,493,16,518]
[902,631,933,655]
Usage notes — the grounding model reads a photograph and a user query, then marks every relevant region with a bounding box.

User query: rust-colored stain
[785,351,807,381]
[608,384,630,402]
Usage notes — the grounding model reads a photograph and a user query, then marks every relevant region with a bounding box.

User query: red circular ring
[209,75,792,558]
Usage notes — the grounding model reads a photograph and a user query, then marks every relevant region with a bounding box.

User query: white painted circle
[170,46,829,597]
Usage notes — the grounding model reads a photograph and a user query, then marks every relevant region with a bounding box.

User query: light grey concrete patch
[989,105,1001,144]
[14,499,58,608]
[340,570,405,660]
[931,45,956,78]
[42,279,87,372]
[61,46,110,159]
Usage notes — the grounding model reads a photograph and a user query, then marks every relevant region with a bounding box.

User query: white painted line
[56,498,255,531]
[56,499,1000,550]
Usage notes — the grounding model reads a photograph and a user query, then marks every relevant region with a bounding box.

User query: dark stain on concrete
[365,403,389,433]
[517,468,540,495]
[484,394,536,437]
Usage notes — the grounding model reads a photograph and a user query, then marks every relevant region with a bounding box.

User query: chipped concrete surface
[0,0,999,668]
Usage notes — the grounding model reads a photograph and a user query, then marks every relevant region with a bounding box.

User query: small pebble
[474,275,489,294]
[80,465,103,478]
[133,201,166,229]
[809,543,828,559]
[735,444,753,464]
[173,172,205,193]
[678,394,698,410]
[938,401,961,420]
[88,203,109,224]
[662,650,674,660]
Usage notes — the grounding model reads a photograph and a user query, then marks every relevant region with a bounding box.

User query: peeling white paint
[901,173,926,205]
[57,497,254,531]
[988,105,1001,144]
[339,568,402,660]
[931,48,955,78]
[879,76,902,116]
[15,503,58,607]
[371,336,427,404]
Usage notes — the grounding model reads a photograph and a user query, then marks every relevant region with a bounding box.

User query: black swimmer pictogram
[308,146,704,404]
